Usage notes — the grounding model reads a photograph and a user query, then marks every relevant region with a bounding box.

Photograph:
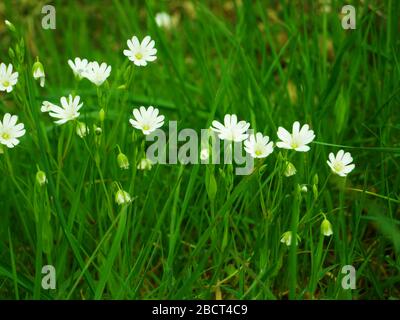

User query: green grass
[0,0,399,299]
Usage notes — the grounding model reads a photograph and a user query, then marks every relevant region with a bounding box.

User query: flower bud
[32,57,45,87]
[280,231,300,246]
[313,173,319,185]
[95,126,102,135]
[284,161,296,177]
[300,184,308,193]
[321,218,333,237]
[99,108,105,122]
[36,170,47,186]
[8,48,15,59]
[137,158,153,170]
[115,189,131,205]
[5,20,16,33]
[76,122,89,138]
[117,152,130,170]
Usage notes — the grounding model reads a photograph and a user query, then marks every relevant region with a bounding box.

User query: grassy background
[0,0,399,299]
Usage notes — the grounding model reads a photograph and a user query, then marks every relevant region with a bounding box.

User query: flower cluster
[1,20,356,227]
[0,62,25,148]
[68,58,111,86]
[210,115,355,177]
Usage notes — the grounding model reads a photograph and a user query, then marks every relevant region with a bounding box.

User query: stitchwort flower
[244,132,274,158]
[327,150,355,177]
[276,121,315,152]
[0,113,26,148]
[83,61,111,86]
[45,95,83,125]
[211,114,250,143]
[129,106,164,135]
[123,35,157,67]
[0,63,18,93]
[68,57,90,79]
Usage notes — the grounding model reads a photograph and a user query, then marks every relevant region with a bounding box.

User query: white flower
[137,158,153,170]
[0,113,26,148]
[0,63,18,93]
[155,12,173,29]
[244,132,274,158]
[276,121,315,152]
[32,59,45,87]
[76,122,89,138]
[115,189,131,205]
[211,114,250,142]
[68,57,90,79]
[47,95,83,125]
[280,231,300,246]
[327,150,355,177]
[321,218,333,237]
[41,101,58,113]
[123,35,157,67]
[83,61,111,86]
[129,106,164,135]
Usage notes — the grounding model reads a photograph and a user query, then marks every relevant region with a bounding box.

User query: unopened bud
[321,218,333,237]
[99,108,105,122]
[115,189,131,205]
[284,161,297,177]
[32,57,45,87]
[117,152,130,170]
[36,170,47,186]
[5,20,16,33]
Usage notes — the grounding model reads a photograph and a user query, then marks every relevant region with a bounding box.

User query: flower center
[142,124,150,131]
[3,80,10,87]
[135,52,143,60]
[255,149,262,156]
[333,161,344,172]
[1,132,10,140]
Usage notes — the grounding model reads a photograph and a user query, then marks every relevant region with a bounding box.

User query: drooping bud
[284,161,297,177]
[117,152,130,170]
[32,57,45,87]
[36,169,47,186]
[300,184,308,193]
[76,122,89,138]
[280,231,300,246]
[321,218,333,237]
[115,189,131,205]
[137,158,153,170]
